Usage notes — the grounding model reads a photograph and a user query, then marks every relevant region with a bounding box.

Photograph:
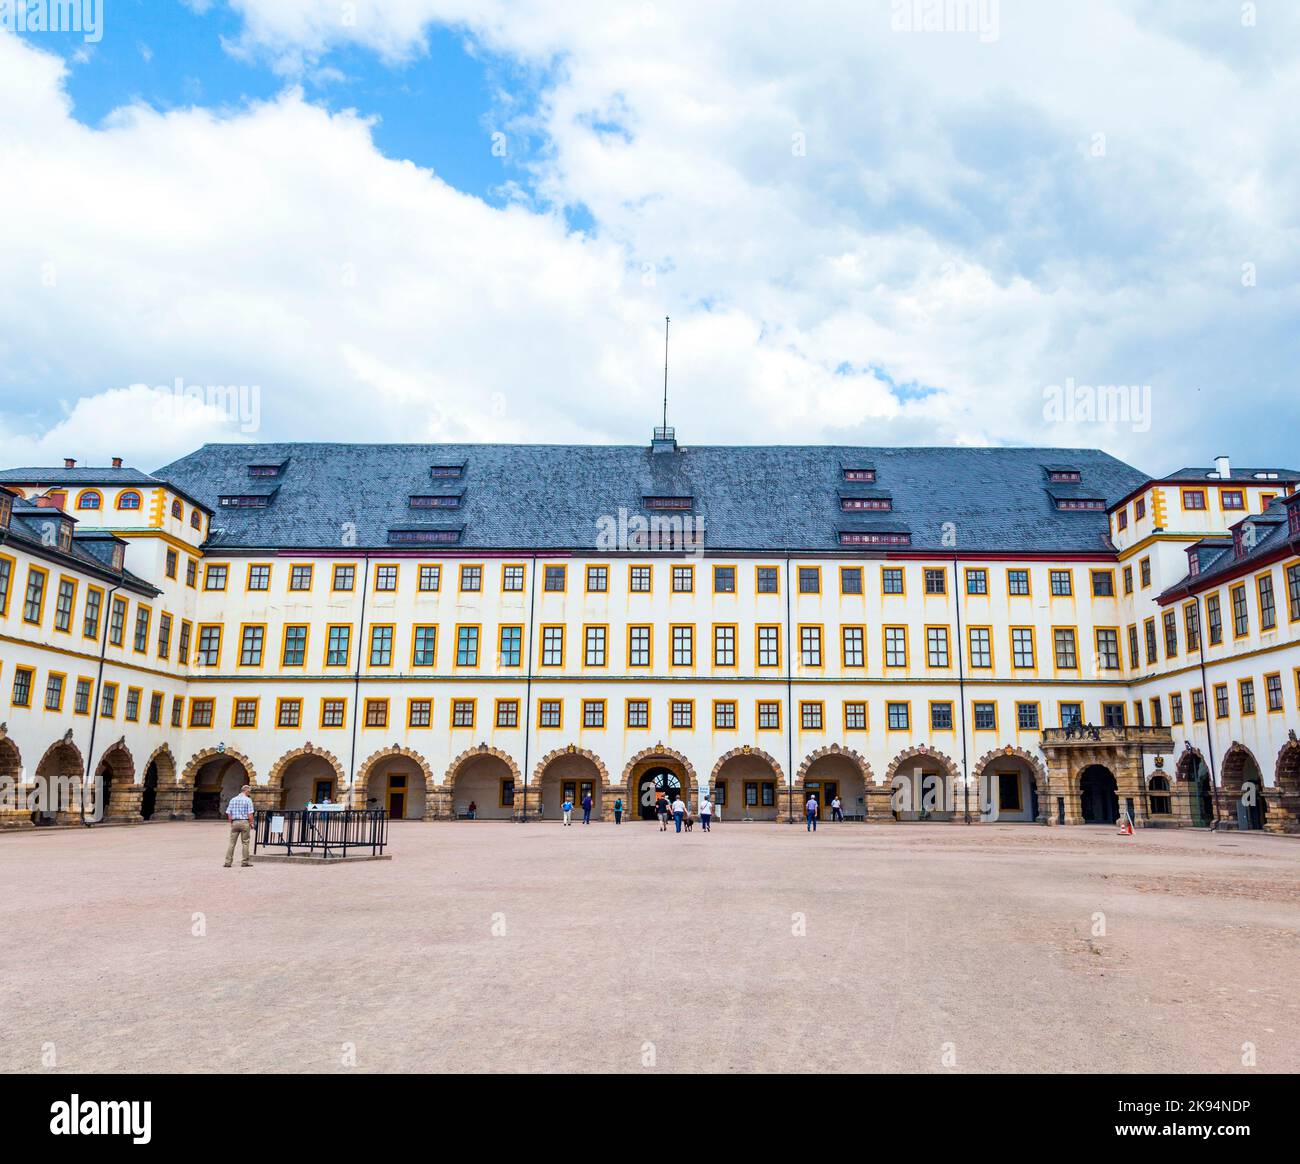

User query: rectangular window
[1144,618,1158,665]
[1049,570,1073,596]
[418,565,441,592]
[629,565,652,592]
[671,701,693,729]
[499,625,522,667]
[584,625,607,667]
[1239,679,1255,715]
[1060,702,1082,728]
[844,701,867,731]
[714,701,737,730]
[233,698,257,728]
[1140,557,1152,588]
[1192,689,1206,722]
[1257,575,1276,630]
[969,627,992,669]
[886,702,909,730]
[331,564,353,591]
[369,625,394,667]
[452,699,476,728]
[408,700,432,728]
[1207,594,1223,644]
[326,625,351,667]
[1265,674,1284,712]
[133,607,150,652]
[11,668,33,707]
[148,692,163,725]
[882,568,904,595]
[799,625,822,667]
[413,626,438,667]
[798,567,820,594]
[966,568,988,595]
[757,701,781,730]
[185,560,197,588]
[923,568,946,595]
[457,625,481,667]
[83,588,101,639]
[289,565,313,591]
[157,613,172,659]
[839,566,862,595]
[1184,602,1201,651]
[460,565,482,592]
[1214,684,1229,718]
[757,626,780,668]
[926,626,950,668]
[1053,628,1078,669]
[930,702,953,731]
[672,624,694,667]
[1090,570,1115,597]
[75,678,93,715]
[245,564,270,591]
[1123,566,1134,595]
[187,696,213,727]
[203,564,228,591]
[165,550,178,579]
[282,625,307,667]
[239,625,264,667]
[374,565,398,591]
[884,627,907,668]
[1007,569,1030,596]
[586,565,608,592]
[178,621,191,665]
[1183,489,1206,510]
[800,702,823,730]
[629,626,651,667]
[196,625,221,667]
[495,700,519,728]
[54,579,75,632]
[672,566,693,593]
[973,702,997,731]
[1095,628,1120,670]
[1163,611,1179,657]
[539,626,562,667]
[170,696,184,728]
[502,564,525,591]
[1010,627,1035,669]
[756,566,780,594]
[1221,489,1245,510]
[583,700,605,728]
[365,699,388,728]
[842,626,865,668]
[44,673,64,711]
[108,598,126,646]
[1127,626,1140,669]
[714,624,736,667]
[24,568,47,624]
[1287,564,1300,622]
[713,566,736,593]
[1170,693,1184,724]
[544,565,566,592]
[626,699,649,728]
[1016,703,1040,731]
[1231,584,1249,637]
[321,699,346,728]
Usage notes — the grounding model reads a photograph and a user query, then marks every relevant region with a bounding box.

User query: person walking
[223,784,256,868]
[672,795,686,833]
[562,796,574,826]
[581,791,593,825]
[699,795,713,832]
[831,795,843,822]
[656,792,670,832]
[468,800,478,820]
[614,796,623,825]
[805,794,819,832]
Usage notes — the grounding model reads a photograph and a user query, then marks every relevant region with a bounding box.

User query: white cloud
[3,2,1300,473]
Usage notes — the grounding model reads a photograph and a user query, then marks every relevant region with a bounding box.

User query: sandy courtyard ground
[2,820,1297,1074]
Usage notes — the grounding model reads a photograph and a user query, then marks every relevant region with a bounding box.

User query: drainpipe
[83,572,124,825]
[347,555,371,807]
[520,553,538,821]
[783,555,795,824]
[1192,592,1220,826]
[952,556,971,823]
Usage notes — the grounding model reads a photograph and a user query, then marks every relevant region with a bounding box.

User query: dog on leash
[683,813,694,832]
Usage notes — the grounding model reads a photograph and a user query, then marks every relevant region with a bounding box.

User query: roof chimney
[1214,455,1231,480]
[64,457,76,469]
[111,456,123,469]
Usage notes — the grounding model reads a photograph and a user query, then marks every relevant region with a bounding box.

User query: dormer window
[1055,498,1105,511]
[1290,505,1300,537]
[388,525,462,544]
[430,464,465,480]
[410,494,462,509]
[643,495,693,510]
[248,466,280,478]
[0,492,10,529]
[1188,550,1200,577]
[838,530,910,546]
[58,521,73,553]
[219,495,271,508]
[842,466,876,483]
[1233,525,1250,558]
[1134,498,1146,520]
[111,543,125,570]
[840,496,892,512]
[1047,469,1081,483]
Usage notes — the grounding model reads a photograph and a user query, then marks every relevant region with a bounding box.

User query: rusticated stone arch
[621,744,698,791]
[712,745,785,785]
[361,745,435,795]
[885,744,961,819]
[34,737,85,824]
[93,739,140,822]
[884,744,961,786]
[146,743,178,783]
[0,730,29,829]
[532,744,609,787]
[266,743,344,805]
[445,744,520,787]
[1220,741,1264,795]
[1176,743,1209,781]
[1273,739,1300,798]
[971,745,1046,788]
[182,746,257,787]
[794,744,871,789]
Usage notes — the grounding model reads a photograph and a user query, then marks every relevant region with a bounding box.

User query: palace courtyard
[2,821,1296,1074]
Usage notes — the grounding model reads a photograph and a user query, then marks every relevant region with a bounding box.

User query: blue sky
[1,1,1297,474]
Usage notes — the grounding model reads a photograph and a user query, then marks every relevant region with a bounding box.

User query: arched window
[171,499,182,519]
[76,490,102,510]
[116,490,142,510]
[190,510,202,530]
[1148,774,1171,815]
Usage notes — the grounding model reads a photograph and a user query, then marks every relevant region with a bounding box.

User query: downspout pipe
[347,555,371,806]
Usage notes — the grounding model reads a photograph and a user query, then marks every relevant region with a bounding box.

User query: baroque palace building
[1,433,1298,831]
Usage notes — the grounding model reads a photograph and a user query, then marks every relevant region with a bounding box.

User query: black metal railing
[253,809,388,858]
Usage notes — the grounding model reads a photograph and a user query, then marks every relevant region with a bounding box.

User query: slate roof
[1158,495,1300,602]
[154,442,1151,554]
[0,465,213,513]
[1161,466,1300,483]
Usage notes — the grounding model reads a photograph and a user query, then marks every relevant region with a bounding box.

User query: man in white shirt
[223,784,256,867]
[699,796,713,832]
[805,794,819,832]
[671,796,687,833]
[831,795,843,822]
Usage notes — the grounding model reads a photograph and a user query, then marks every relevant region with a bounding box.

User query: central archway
[795,746,871,820]
[1079,764,1119,824]
[443,746,520,820]
[973,747,1045,823]
[186,749,255,819]
[622,745,697,821]
[534,746,609,821]
[1177,746,1215,827]
[269,745,346,810]
[885,746,960,821]
[1221,743,1266,830]
[712,747,785,821]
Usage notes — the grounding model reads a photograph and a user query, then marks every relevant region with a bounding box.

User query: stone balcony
[1040,725,1175,753]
